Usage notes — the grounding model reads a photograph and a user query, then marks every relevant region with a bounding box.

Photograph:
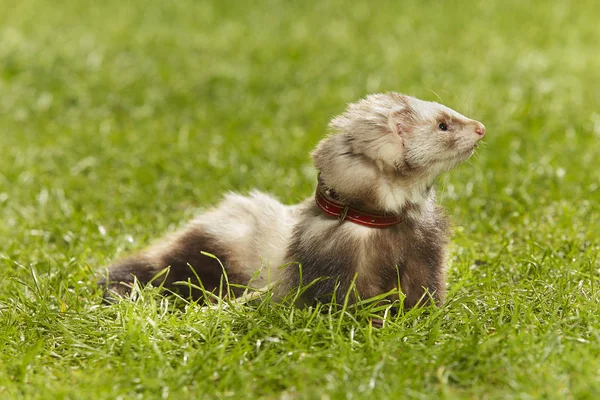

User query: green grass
[1,0,600,398]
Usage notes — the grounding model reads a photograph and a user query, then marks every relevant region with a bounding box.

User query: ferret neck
[316,167,433,216]
[315,182,403,228]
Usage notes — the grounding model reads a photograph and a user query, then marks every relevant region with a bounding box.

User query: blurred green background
[1,0,599,398]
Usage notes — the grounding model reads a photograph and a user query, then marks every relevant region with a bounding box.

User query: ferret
[99,92,485,308]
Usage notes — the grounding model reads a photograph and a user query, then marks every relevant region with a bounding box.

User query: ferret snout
[474,122,486,138]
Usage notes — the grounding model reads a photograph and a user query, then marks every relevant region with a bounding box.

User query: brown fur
[278,200,449,307]
[99,92,485,309]
[99,226,249,301]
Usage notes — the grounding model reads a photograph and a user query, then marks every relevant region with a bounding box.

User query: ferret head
[327,92,485,179]
[312,92,486,212]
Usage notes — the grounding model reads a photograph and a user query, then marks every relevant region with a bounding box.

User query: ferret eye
[438,122,448,131]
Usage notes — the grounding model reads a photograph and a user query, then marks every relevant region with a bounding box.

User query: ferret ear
[310,135,334,170]
[388,106,415,135]
[395,122,405,135]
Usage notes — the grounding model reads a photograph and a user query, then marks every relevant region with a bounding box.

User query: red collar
[315,185,403,228]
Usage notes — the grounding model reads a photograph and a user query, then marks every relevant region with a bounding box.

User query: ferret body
[101,191,298,299]
[100,92,485,308]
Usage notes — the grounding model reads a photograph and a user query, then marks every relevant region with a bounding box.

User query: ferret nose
[475,123,486,137]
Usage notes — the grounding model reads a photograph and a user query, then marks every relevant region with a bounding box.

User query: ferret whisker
[466,92,474,116]
[427,89,444,103]
[449,88,461,104]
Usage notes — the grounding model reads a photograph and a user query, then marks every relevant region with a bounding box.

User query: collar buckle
[338,205,349,223]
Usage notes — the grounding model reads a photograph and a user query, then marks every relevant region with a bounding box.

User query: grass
[1,0,600,398]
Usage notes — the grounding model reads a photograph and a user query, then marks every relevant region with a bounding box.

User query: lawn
[1,0,600,398]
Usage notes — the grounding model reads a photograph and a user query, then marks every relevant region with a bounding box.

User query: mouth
[432,147,474,165]
[454,145,478,163]
[461,145,477,157]
[416,142,480,168]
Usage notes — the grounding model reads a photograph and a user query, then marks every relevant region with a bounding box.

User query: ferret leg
[399,267,445,309]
